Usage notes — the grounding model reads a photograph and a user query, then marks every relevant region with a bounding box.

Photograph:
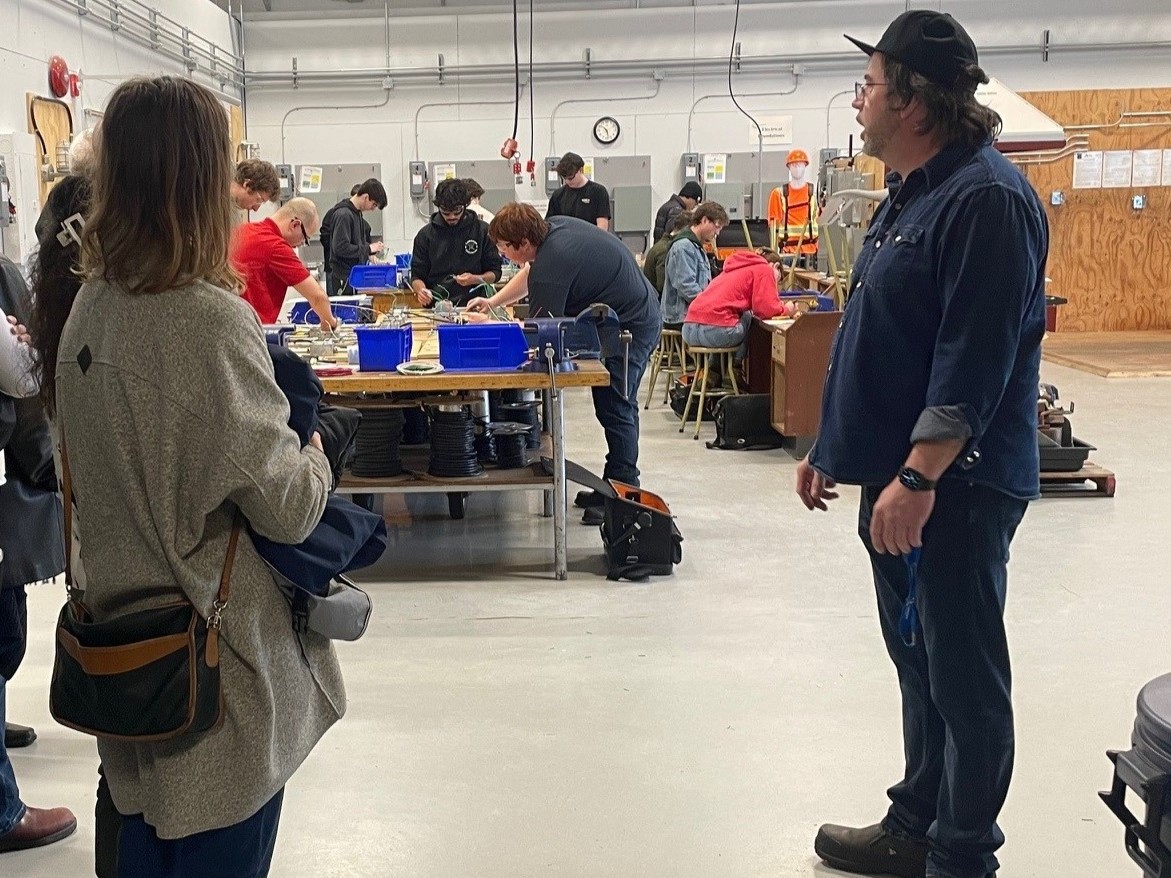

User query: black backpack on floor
[706,394,784,450]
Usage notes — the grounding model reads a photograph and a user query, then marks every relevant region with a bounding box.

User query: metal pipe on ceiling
[242,37,1171,90]
[280,86,394,163]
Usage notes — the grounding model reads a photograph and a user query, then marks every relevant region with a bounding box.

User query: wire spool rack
[427,404,483,478]
[350,405,406,478]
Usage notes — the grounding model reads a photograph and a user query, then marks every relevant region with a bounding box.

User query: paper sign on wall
[704,153,727,184]
[757,115,794,146]
[1071,151,1103,189]
[1163,150,1171,188]
[298,165,323,194]
[1102,151,1134,188]
[435,163,457,181]
[582,157,595,180]
[1132,150,1163,188]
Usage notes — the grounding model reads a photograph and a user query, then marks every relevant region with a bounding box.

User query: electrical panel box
[426,159,516,214]
[610,185,653,235]
[680,153,701,186]
[275,164,294,201]
[705,182,747,221]
[0,158,9,228]
[409,161,428,199]
[544,157,560,196]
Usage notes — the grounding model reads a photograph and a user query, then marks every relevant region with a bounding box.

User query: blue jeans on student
[118,789,284,878]
[592,326,659,485]
[0,587,29,837]
[860,480,1027,878]
[682,311,754,361]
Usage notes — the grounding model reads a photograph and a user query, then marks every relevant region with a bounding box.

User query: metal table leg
[542,389,554,518]
[550,385,568,580]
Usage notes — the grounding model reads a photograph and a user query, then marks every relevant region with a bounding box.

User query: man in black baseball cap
[800,11,1049,878]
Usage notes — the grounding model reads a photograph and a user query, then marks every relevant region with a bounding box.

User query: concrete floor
[6,361,1169,877]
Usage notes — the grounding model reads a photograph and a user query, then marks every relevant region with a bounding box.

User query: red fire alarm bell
[49,55,71,99]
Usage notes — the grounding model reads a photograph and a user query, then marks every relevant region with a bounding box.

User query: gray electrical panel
[0,158,9,229]
[680,153,701,186]
[697,151,791,220]
[295,163,384,267]
[275,164,295,202]
[543,157,560,196]
[591,155,653,252]
[611,185,653,234]
[426,160,515,214]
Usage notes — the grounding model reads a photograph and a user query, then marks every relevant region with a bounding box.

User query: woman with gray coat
[51,76,344,877]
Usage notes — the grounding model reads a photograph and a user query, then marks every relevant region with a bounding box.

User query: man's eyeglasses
[296,219,310,246]
[855,81,888,100]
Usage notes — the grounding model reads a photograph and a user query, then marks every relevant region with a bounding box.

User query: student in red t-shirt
[230,197,338,329]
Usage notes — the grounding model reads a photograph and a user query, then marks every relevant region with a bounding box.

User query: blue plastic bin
[354,325,413,372]
[347,264,397,290]
[438,323,529,371]
[288,295,366,325]
[780,293,837,313]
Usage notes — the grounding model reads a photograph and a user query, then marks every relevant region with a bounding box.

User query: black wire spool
[350,407,406,478]
[497,400,541,449]
[473,418,497,465]
[402,406,430,445]
[428,406,483,478]
[488,422,531,469]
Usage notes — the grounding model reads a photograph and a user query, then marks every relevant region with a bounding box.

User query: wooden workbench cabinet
[768,311,839,438]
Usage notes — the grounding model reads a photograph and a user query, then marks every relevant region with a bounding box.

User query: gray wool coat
[55,277,344,839]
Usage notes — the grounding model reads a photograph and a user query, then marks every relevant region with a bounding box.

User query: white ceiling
[218,0,792,17]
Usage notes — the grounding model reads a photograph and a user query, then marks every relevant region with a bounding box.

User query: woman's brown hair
[81,76,237,295]
[755,248,785,267]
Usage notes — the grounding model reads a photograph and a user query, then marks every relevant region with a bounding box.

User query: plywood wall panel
[1017,88,1171,332]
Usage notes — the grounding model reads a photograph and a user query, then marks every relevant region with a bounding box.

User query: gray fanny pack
[266,565,373,642]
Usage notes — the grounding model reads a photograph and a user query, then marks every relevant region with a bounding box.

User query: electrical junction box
[0,130,39,263]
[408,161,428,198]
[544,157,560,196]
[680,152,700,186]
[275,164,294,201]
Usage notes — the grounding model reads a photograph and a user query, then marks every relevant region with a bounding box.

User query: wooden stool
[678,346,740,439]
[643,329,687,409]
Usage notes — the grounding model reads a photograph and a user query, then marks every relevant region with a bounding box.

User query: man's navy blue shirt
[810,142,1049,500]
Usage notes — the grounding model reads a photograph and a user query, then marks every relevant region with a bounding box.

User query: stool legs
[692,353,712,440]
[643,342,665,410]
[678,351,704,433]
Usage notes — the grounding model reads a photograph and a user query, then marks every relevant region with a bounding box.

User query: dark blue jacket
[810,142,1048,500]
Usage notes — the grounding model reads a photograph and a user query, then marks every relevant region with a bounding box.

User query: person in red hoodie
[682,248,794,362]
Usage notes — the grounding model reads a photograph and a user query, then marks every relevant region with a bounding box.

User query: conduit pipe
[686,72,798,152]
[280,87,393,164]
[414,94,524,159]
[549,79,662,155]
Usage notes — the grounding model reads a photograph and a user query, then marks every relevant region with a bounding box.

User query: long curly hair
[29,175,91,415]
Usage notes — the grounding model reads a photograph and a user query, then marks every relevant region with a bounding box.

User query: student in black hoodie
[319,177,387,296]
[410,179,502,306]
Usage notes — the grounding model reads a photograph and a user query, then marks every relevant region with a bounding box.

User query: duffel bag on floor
[668,372,718,422]
[707,394,784,450]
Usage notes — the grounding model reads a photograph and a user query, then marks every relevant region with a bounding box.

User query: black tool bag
[668,373,717,422]
[707,394,784,450]
[562,460,683,581]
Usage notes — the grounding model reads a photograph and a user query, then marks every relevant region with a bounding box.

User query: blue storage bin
[394,253,412,269]
[262,325,295,346]
[347,264,397,290]
[289,295,367,325]
[780,293,837,313]
[438,323,529,371]
[354,325,413,372]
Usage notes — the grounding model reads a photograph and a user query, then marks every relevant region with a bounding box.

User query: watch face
[593,116,620,145]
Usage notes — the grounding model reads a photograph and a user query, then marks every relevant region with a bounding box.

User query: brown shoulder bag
[49,436,241,742]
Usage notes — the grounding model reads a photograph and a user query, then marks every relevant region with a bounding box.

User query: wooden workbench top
[318,358,611,393]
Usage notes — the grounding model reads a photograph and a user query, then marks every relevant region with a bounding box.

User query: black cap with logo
[846,10,980,88]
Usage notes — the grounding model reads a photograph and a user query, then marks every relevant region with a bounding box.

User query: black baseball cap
[679,181,703,200]
[846,10,979,87]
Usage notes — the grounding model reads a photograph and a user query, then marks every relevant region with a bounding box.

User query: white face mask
[789,163,809,185]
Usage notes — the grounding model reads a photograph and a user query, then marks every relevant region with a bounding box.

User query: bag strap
[58,431,242,624]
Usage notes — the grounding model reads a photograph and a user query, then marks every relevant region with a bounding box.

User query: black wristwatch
[897,466,937,492]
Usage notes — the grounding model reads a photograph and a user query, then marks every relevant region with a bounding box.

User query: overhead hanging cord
[728,0,762,144]
[528,0,535,162]
[510,0,521,142]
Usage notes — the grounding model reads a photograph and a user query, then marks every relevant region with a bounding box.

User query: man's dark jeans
[591,328,658,486]
[0,587,28,836]
[860,480,1027,878]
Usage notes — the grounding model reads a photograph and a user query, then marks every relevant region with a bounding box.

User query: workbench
[318,359,611,580]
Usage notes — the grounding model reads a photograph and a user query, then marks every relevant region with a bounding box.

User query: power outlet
[1132,194,1146,210]
[1050,190,1065,206]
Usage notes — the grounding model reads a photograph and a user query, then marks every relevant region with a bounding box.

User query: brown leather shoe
[0,806,78,853]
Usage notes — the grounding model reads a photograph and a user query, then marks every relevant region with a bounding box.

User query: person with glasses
[410,178,502,307]
[798,11,1048,878]
[319,177,387,296]
[231,197,338,329]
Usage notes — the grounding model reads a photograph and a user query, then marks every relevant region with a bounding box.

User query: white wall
[243,0,1171,252]
[0,0,234,260]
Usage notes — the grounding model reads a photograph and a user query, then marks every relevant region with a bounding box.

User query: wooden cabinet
[768,311,839,437]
